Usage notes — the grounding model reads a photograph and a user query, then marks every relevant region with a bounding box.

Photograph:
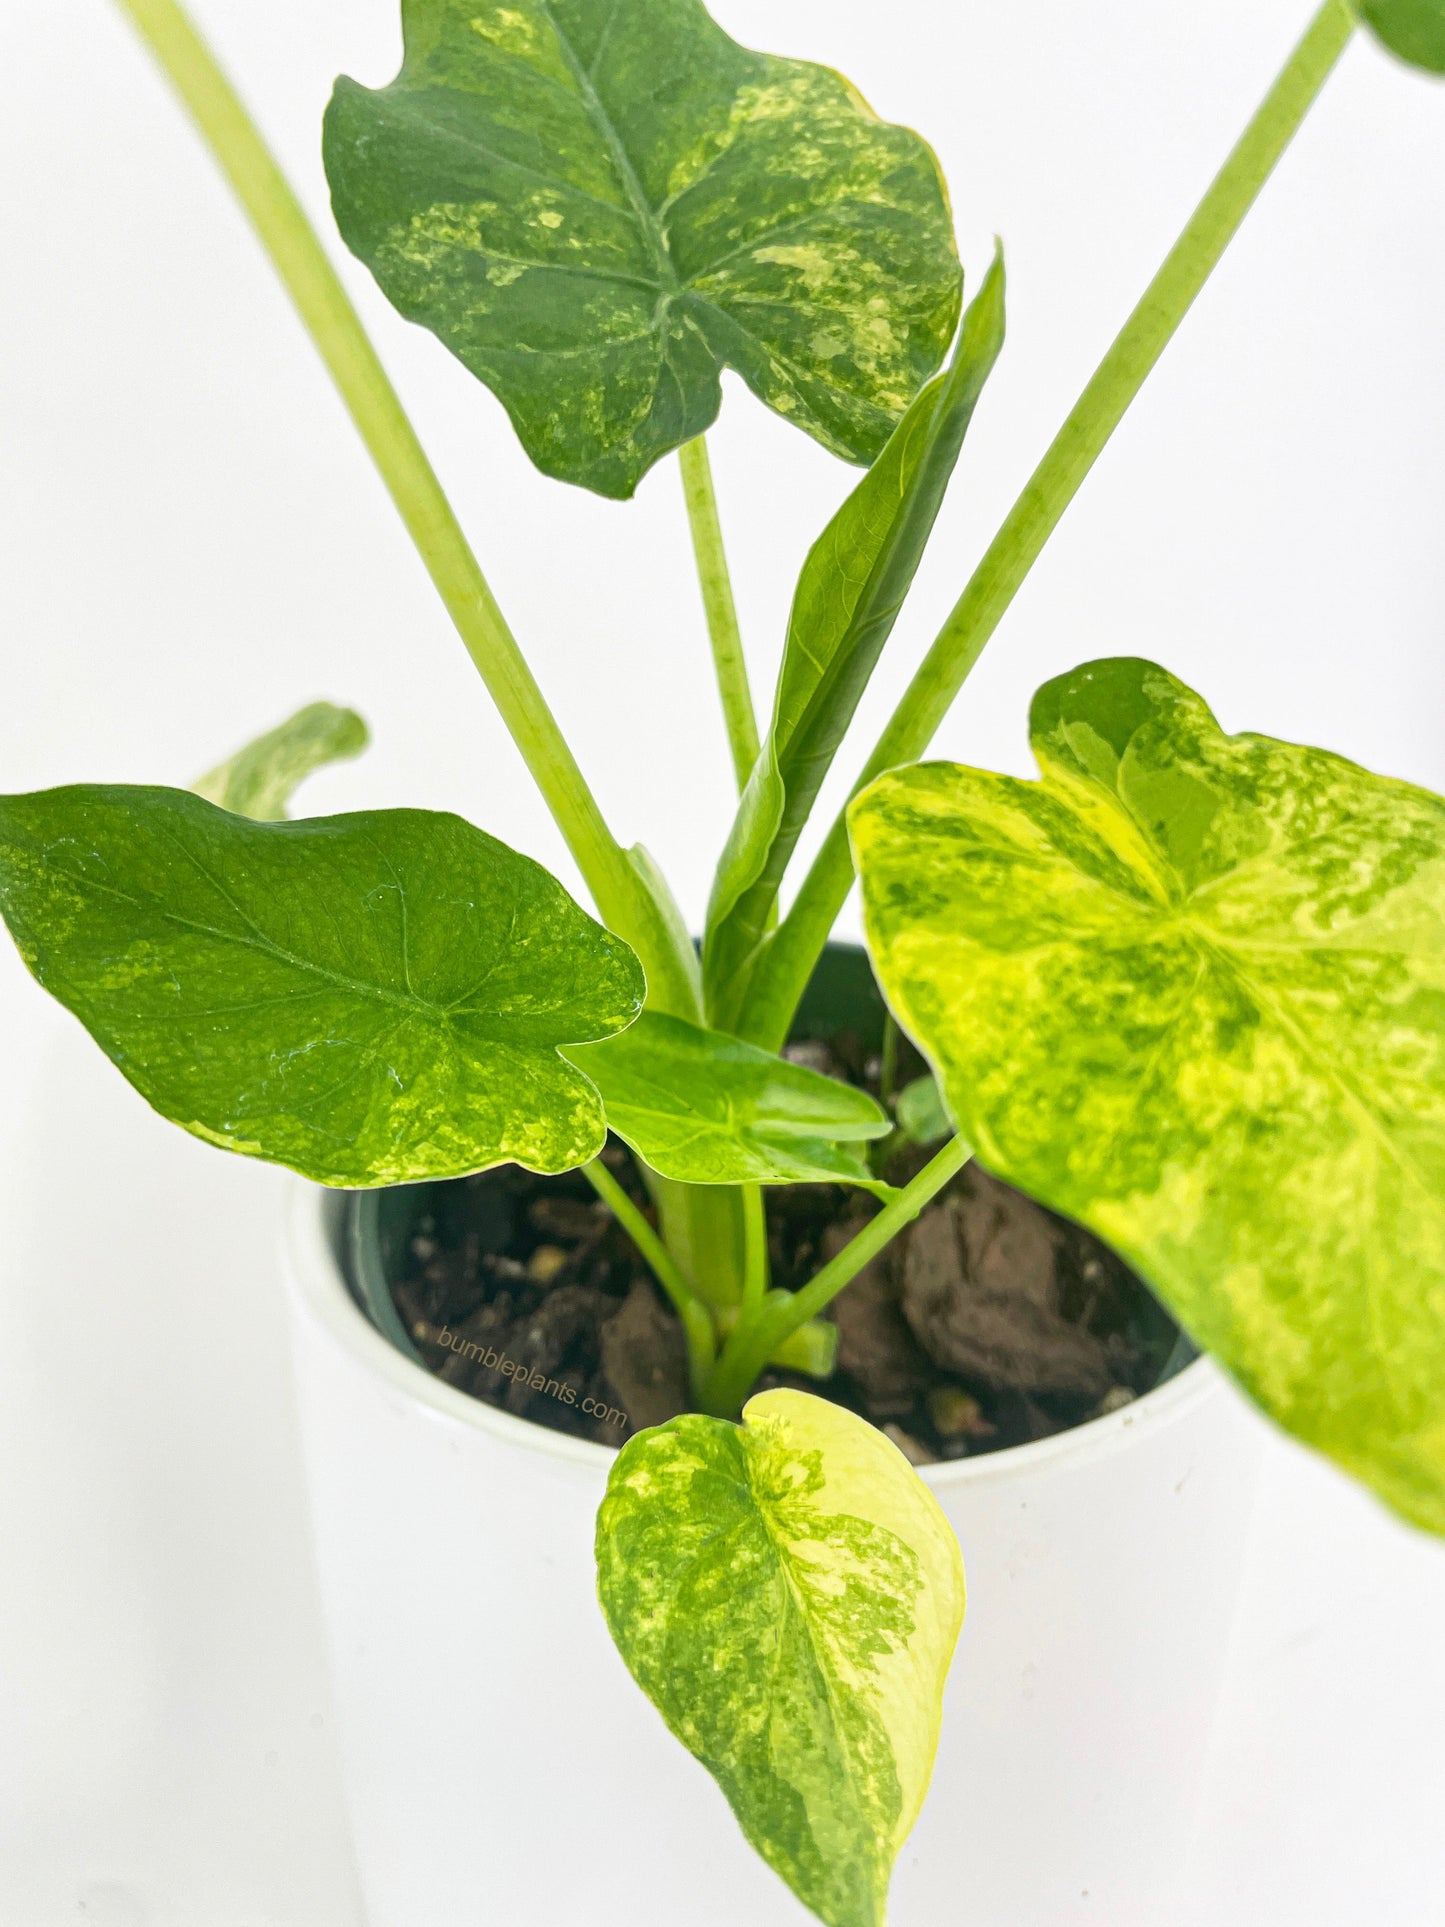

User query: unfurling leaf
[852,657,1445,1537]
[596,1388,965,1927]
[704,255,1005,1026]
[324,0,961,498]
[1355,0,1445,73]
[193,701,369,821]
[564,1008,888,1185]
[895,1072,951,1148]
[0,787,642,1185]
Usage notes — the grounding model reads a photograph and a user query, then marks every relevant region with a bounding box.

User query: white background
[1,0,1444,1920]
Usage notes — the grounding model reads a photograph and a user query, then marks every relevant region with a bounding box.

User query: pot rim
[285,1179,1225,1490]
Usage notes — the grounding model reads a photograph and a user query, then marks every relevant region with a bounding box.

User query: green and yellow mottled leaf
[851,657,1445,1537]
[564,1008,888,1185]
[0,786,642,1185]
[704,254,1005,1027]
[193,701,369,821]
[1354,0,1445,72]
[323,0,961,498]
[596,1387,964,1927]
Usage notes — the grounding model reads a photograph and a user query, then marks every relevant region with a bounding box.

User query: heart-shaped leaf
[323,0,961,498]
[1355,0,1445,72]
[852,658,1445,1536]
[0,786,642,1185]
[596,1387,965,1927]
[194,701,369,821]
[705,253,1005,1026]
[564,1008,888,1184]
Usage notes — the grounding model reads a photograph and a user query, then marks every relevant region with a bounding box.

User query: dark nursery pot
[285,947,1263,1927]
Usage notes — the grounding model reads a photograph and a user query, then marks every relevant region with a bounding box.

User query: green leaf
[895,1072,951,1148]
[1354,0,1445,73]
[0,786,642,1185]
[193,701,370,821]
[704,253,1005,1026]
[323,0,961,499]
[596,1387,965,1927]
[564,1008,888,1185]
[851,657,1445,1537]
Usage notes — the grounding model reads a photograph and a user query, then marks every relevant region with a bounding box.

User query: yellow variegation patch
[596,1388,965,1927]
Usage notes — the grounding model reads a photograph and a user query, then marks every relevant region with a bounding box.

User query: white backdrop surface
[1,0,1443,1920]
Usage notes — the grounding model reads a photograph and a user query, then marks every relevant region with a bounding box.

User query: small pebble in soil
[1094,1386,1137,1417]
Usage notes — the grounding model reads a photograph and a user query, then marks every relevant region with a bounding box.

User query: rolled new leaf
[1354,0,1445,71]
[596,1388,965,1927]
[895,1073,951,1148]
[0,787,643,1185]
[193,700,369,821]
[323,0,961,498]
[851,657,1445,1536]
[705,254,1005,1026]
[564,1008,889,1185]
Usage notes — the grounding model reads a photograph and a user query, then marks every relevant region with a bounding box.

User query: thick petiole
[679,436,761,793]
[741,1184,770,1318]
[701,1135,971,1417]
[583,1158,716,1396]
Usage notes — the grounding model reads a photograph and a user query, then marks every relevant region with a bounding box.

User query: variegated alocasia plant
[2,0,1442,1919]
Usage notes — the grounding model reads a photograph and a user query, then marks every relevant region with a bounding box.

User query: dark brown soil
[383,1037,1183,1460]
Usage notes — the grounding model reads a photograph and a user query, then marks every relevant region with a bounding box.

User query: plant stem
[741,1185,770,1318]
[679,437,761,792]
[702,1135,970,1417]
[737,0,1357,1051]
[879,1015,900,1106]
[583,1159,715,1394]
[113,0,700,1020]
[714,1306,839,1378]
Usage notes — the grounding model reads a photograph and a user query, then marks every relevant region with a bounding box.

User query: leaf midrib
[745,1464,884,1915]
[538,0,679,292]
[40,846,580,1042]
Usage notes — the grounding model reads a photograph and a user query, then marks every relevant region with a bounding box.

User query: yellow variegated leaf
[852,656,1445,1536]
[596,1387,965,1927]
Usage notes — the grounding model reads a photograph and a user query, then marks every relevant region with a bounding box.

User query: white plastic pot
[286,1184,1263,1927]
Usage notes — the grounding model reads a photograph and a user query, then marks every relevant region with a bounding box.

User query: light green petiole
[702,1135,972,1417]
[737,0,1358,1051]
[113,0,700,1023]
[583,1159,716,1395]
[678,436,761,793]
[715,1305,839,1380]
[741,1184,770,1318]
